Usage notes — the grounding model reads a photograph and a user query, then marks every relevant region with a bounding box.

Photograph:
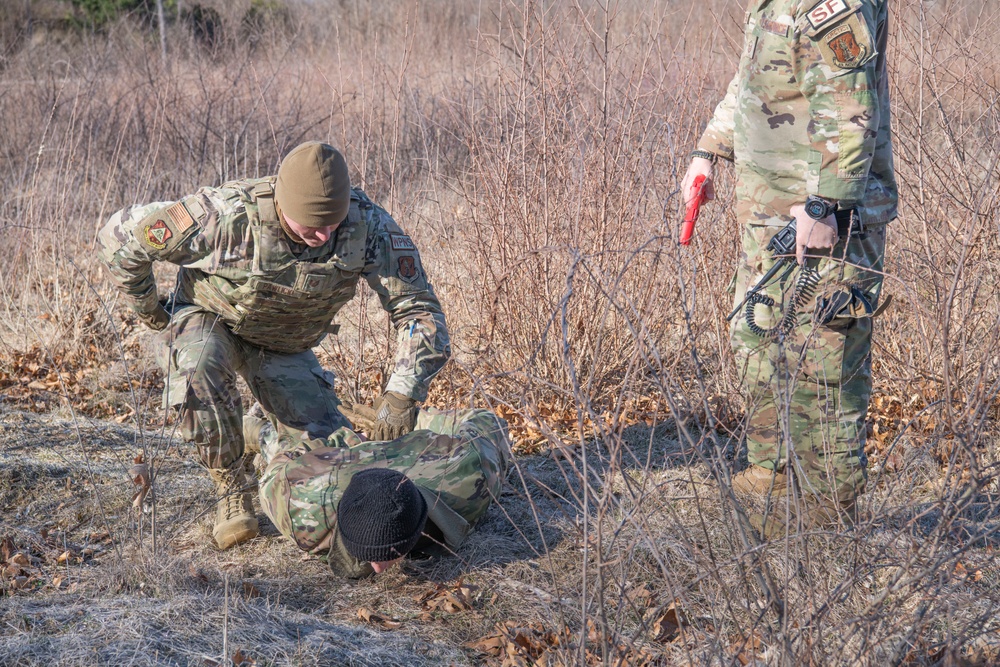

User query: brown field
[2,0,1000,665]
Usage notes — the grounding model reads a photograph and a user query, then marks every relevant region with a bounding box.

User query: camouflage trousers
[258,408,511,558]
[730,223,887,500]
[155,307,349,470]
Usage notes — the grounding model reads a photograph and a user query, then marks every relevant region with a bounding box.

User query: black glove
[371,391,418,441]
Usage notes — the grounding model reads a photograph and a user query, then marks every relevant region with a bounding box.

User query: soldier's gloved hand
[136,303,171,331]
[371,391,418,440]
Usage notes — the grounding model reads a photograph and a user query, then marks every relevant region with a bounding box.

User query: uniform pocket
[795,287,874,385]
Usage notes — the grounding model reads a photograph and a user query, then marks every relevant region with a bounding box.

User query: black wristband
[691,150,718,164]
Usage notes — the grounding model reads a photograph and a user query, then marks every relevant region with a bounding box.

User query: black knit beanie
[337,468,428,563]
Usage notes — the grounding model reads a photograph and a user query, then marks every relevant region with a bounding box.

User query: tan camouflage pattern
[258,408,511,576]
[698,0,897,225]
[98,177,450,402]
[731,223,886,498]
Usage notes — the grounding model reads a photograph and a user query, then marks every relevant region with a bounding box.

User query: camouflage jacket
[258,409,511,578]
[97,177,450,401]
[698,0,897,225]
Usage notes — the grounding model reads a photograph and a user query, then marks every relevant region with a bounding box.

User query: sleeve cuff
[385,376,426,403]
[696,131,735,162]
[811,174,867,206]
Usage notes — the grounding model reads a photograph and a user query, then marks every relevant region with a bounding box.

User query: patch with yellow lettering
[824,23,867,68]
[143,220,172,250]
[809,9,875,70]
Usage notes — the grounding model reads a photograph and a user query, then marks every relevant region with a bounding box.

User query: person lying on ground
[243,406,511,578]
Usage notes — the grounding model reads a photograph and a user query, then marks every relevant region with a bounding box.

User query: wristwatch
[804,195,837,220]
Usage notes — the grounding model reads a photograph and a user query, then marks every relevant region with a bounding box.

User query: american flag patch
[806,0,850,30]
[390,234,416,251]
[166,202,195,233]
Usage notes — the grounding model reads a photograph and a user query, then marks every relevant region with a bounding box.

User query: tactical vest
[177,179,374,354]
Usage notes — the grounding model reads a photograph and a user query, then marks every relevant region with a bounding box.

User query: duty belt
[834,208,866,238]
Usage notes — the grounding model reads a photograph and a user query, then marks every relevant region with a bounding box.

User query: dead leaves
[0,344,163,420]
[464,621,573,665]
[645,602,686,643]
[357,607,402,630]
[0,532,98,596]
[465,621,661,667]
[415,580,477,616]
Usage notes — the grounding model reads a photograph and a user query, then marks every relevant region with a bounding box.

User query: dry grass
[2,0,1000,665]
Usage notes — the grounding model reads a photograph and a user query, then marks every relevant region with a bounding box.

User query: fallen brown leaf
[56,550,78,565]
[10,553,29,567]
[231,648,257,666]
[646,602,686,643]
[415,580,477,614]
[357,607,401,630]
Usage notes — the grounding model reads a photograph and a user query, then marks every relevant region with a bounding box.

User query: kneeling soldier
[97,142,450,549]
[247,408,510,578]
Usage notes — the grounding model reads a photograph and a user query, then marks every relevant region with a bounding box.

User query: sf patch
[806,0,849,30]
[397,255,419,282]
[143,219,172,250]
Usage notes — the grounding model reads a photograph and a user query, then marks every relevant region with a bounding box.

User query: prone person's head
[337,468,428,574]
[275,141,351,247]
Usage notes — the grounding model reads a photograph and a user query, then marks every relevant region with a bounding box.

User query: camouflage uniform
[98,177,450,471]
[697,0,897,499]
[258,408,511,578]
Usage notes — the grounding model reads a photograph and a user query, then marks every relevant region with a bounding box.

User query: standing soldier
[98,142,450,549]
[681,0,897,535]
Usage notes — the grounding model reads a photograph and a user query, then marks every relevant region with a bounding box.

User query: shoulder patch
[806,0,850,30]
[823,22,869,68]
[812,10,875,70]
[389,234,416,251]
[136,199,204,255]
[397,255,419,282]
[166,201,195,233]
[143,219,173,250]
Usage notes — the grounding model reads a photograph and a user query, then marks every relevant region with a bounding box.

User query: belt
[834,208,866,238]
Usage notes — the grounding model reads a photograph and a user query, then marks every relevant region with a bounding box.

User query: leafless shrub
[2,1,1000,665]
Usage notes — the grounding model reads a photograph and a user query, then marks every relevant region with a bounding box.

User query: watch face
[805,199,829,219]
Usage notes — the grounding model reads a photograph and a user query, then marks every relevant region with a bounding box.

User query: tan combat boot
[731,464,789,496]
[208,463,259,549]
[749,495,858,540]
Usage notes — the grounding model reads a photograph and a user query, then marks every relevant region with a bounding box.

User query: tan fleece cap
[275,142,351,228]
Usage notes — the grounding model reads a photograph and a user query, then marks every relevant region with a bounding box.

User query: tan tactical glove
[371,391,418,441]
